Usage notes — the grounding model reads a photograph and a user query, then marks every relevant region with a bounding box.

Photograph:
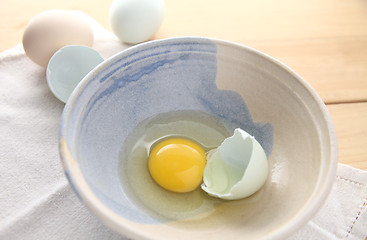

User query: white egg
[109,0,165,44]
[46,45,104,103]
[201,128,269,200]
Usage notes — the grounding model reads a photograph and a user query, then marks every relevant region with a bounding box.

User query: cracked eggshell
[46,45,104,103]
[201,128,269,200]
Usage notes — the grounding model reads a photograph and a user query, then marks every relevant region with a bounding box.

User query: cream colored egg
[22,10,94,67]
[201,128,269,200]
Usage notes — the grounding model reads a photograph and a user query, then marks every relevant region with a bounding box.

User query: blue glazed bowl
[59,37,337,239]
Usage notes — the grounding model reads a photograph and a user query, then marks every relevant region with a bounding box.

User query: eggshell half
[46,45,103,103]
[201,128,269,200]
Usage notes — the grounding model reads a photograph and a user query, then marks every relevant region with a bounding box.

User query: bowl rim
[59,36,338,240]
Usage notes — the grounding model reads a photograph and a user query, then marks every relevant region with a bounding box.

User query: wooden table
[1,0,366,170]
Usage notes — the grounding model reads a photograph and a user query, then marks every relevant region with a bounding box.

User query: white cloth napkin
[0,11,366,240]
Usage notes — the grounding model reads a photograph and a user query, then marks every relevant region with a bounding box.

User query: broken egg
[201,128,268,200]
[46,45,104,103]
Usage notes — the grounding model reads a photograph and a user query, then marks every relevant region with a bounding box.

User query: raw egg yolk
[148,138,206,193]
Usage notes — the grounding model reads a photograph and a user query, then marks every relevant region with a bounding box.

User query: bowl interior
[60,37,337,239]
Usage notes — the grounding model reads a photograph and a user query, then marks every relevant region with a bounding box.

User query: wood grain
[248,37,367,104]
[1,0,366,170]
[328,103,367,170]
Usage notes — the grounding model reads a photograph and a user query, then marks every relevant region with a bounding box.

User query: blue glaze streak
[197,87,273,157]
[97,42,216,84]
[93,53,190,107]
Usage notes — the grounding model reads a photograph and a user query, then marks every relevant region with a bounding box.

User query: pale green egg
[46,45,104,103]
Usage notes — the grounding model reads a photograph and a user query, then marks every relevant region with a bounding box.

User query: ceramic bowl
[59,37,338,239]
